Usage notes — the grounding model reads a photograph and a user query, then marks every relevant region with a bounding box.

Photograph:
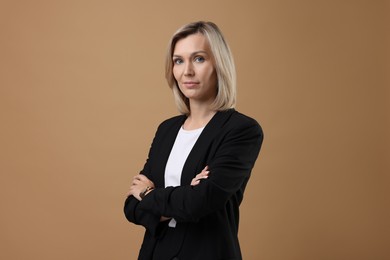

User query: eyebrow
[172,51,208,58]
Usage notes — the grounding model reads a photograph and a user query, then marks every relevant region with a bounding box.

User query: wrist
[139,186,154,199]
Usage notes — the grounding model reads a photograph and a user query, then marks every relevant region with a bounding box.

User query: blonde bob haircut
[165,21,236,115]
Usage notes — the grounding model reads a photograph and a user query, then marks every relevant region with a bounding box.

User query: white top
[164,126,204,227]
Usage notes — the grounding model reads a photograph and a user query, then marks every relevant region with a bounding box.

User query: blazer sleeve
[123,127,162,236]
[138,118,263,222]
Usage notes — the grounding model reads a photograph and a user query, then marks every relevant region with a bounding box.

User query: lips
[182,81,200,88]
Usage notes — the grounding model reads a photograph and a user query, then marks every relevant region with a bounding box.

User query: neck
[184,102,217,130]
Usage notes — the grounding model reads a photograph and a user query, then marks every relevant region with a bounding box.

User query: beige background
[0,0,389,259]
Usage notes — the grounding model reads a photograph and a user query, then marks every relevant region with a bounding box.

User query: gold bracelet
[140,186,154,199]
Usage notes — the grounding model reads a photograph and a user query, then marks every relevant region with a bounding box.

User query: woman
[124,21,263,260]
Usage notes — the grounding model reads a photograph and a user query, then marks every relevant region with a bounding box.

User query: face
[172,33,218,104]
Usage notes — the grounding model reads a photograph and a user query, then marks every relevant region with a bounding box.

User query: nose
[184,62,194,76]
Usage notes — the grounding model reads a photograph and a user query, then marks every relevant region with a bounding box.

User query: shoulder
[230,110,260,125]
[153,114,186,136]
[158,114,186,129]
[213,110,264,156]
[225,110,263,135]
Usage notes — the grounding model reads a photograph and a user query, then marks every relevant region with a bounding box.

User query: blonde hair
[165,21,236,115]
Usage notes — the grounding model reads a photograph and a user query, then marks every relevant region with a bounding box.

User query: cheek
[204,62,216,78]
[206,68,217,85]
[172,66,180,81]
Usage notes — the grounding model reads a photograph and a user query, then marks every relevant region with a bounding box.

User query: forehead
[173,33,211,55]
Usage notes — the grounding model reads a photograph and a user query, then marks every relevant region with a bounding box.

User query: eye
[194,56,205,63]
[173,58,183,65]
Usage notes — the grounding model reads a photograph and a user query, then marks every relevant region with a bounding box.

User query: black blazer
[124,109,263,260]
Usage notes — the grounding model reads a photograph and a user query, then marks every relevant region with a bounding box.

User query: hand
[126,174,155,201]
[191,166,209,186]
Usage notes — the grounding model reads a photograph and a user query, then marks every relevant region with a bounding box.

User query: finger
[197,176,208,182]
[137,175,151,185]
[126,187,135,197]
[138,175,155,187]
[132,179,140,185]
[193,175,208,184]
[191,180,200,186]
[198,171,209,177]
[137,174,150,181]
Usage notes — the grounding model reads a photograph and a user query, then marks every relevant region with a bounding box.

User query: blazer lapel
[153,115,186,188]
[180,109,235,185]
